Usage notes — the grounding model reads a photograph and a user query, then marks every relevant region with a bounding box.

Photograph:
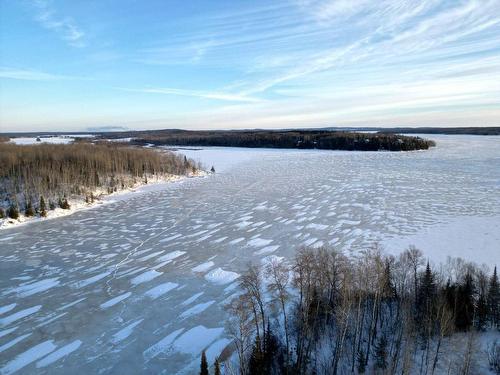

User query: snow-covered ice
[35,340,82,368]
[204,268,240,285]
[171,325,224,355]
[0,340,57,375]
[0,305,42,327]
[145,282,179,300]
[130,270,162,286]
[191,261,214,273]
[179,301,215,319]
[100,292,132,309]
[111,320,144,344]
[0,135,499,374]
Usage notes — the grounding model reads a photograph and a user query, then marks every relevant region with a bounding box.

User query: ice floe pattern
[0,135,500,374]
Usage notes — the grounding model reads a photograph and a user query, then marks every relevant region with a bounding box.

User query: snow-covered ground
[9,135,94,145]
[0,135,499,374]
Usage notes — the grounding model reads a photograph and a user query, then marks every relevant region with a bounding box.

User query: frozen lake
[1,135,499,374]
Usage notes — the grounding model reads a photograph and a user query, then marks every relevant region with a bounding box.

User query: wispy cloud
[0,67,72,81]
[2,0,499,131]
[31,0,85,47]
[117,87,262,103]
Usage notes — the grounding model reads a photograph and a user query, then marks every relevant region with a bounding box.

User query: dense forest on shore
[125,130,434,151]
[0,143,197,219]
[378,127,500,136]
[212,246,499,375]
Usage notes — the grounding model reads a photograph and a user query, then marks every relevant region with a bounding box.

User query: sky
[0,0,499,132]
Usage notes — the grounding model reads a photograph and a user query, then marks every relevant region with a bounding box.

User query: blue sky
[1,0,499,132]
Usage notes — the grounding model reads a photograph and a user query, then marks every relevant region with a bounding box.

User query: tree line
[118,130,435,151]
[379,127,500,136]
[207,246,499,375]
[0,143,198,219]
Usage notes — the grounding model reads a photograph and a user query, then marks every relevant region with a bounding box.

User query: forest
[125,130,435,151]
[0,142,197,219]
[204,246,500,375]
[378,127,500,136]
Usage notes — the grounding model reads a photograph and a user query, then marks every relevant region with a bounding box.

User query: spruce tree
[382,260,396,300]
[59,198,70,210]
[200,350,209,375]
[214,358,221,375]
[455,273,475,330]
[476,292,488,331]
[417,262,436,325]
[25,200,35,217]
[488,266,499,328]
[7,203,19,219]
[39,196,47,217]
[211,166,215,173]
[249,334,265,375]
[0,207,5,219]
[263,322,280,372]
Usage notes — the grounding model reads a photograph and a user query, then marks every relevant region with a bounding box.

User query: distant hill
[376,127,500,135]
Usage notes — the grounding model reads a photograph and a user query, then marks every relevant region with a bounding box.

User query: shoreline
[0,171,207,231]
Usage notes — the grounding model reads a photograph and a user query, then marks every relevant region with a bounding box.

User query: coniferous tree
[59,198,70,210]
[249,334,265,375]
[488,266,500,328]
[381,260,396,301]
[263,323,282,373]
[7,203,19,219]
[455,273,475,330]
[476,292,488,331]
[25,200,35,217]
[417,262,436,325]
[211,166,215,173]
[214,358,221,375]
[0,207,5,219]
[200,351,209,375]
[39,196,47,217]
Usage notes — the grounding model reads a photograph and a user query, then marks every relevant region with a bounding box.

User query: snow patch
[130,270,162,286]
[111,320,144,344]
[171,326,224,355]
[192,261,215,273]
[36,340,82,368]
[145,282,179,300]
[0,305,42,327]
[204,268,240,285]
[0,340,57,375]
[100,292,132,309]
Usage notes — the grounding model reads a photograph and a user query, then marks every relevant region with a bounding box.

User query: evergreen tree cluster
[130,130,435,151]
[199,351,222,375]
